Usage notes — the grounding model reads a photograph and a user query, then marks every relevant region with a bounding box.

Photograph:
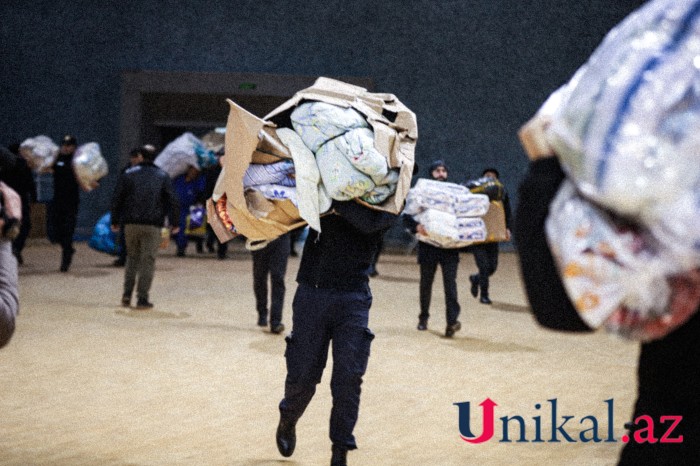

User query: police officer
[252,233,290,334]
[51,135,81,272]
[275,200,397,466]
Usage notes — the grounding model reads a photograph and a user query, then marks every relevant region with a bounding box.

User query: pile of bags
[538,0,700,339]
[154,132,218,178]
[207,77,417,247]
[19,136,107,190]
[404,179,490,248]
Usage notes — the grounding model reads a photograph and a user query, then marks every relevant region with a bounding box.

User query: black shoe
[331,445,348,466]
[271,323,285,334]
[417,319,428,331]
[276,417,296,457]
[113,258,126,267]
[469,274,479,298]
[480,296,492,305]
[136,298,154,310]
[445,321,462,338]
[13,249,23,265]
[257,315,268,327]
[176,248,185,257]
[121,295,131,307]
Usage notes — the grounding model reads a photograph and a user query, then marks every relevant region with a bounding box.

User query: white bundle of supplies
[73,142,108,191]
[19,135,58,172]
[404,178,490,248]
[538,0,700,338]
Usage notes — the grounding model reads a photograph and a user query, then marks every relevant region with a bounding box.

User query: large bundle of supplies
[154,132,218,178]
[73,142,108,191]
[18,135,59,172]
[534,0,700,340]
[207,77,417,248]
[403,179,490,248]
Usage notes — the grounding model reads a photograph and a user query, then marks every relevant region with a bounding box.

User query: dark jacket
[111,162,179,228]
[296,200,398,290]
[52,153,80,209]
[514,157,594,332]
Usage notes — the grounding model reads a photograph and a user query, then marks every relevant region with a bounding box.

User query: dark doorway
[119,71,373,162]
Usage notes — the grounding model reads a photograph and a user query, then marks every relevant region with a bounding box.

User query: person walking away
[110,145,179,309]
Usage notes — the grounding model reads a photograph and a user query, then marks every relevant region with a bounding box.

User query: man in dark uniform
[252,233,290,334]
[403,160,462,337]
[51,135,81,272]
[275,200,398,466]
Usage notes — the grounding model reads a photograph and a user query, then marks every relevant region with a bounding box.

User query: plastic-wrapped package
[290,101,370,153]
[154,132,201,178]
[247,184,298,206]
[73,142,108,191]
[546,181,674,329]
[536,0,700,338]
[404,179,489,218]
[544,0,700,267]
[414,209,487,248]
[18,135,58,172]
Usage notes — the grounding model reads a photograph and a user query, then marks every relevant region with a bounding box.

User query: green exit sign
[239,82,257,90]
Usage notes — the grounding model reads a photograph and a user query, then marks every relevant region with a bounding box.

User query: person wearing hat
[50,135,81,272]
[403,160,462,337]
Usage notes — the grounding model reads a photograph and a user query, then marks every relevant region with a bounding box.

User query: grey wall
[1,0,647,236]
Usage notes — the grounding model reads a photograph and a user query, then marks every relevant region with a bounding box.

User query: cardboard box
[208,77,417,243]
[478,200,508,243]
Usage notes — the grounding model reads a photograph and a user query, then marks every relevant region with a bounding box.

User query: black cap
[482,167,500,179]
[429,159,447,172]
[61,135,77,146]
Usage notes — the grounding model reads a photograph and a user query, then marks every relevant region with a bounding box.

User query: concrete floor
[0,240,640,465]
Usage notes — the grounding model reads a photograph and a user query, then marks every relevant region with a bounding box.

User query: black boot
[330,445,347,466]
[60,247,74,272]
[276,416,296,457]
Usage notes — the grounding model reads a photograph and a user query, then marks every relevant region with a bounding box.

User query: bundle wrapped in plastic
[546,181,673,331]
[404,179,490,248]
[404,179,490,218]
[534,0,700,339]
[544,0,700,268]
[19,135,58,172]
[73,142,108,191]
[88,212,120,256]
[414,209,487,249]
[155,132,217,178]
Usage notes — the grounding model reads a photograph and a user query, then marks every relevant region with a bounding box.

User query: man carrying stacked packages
[207,77,416,466]
[402,161,491,337]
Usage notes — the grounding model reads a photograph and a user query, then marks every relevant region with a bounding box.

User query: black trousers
[252,234,290,326]
[279,283,374,450]
[617,311,700,465]
[418,243,460,325]
[471,242,499,297]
